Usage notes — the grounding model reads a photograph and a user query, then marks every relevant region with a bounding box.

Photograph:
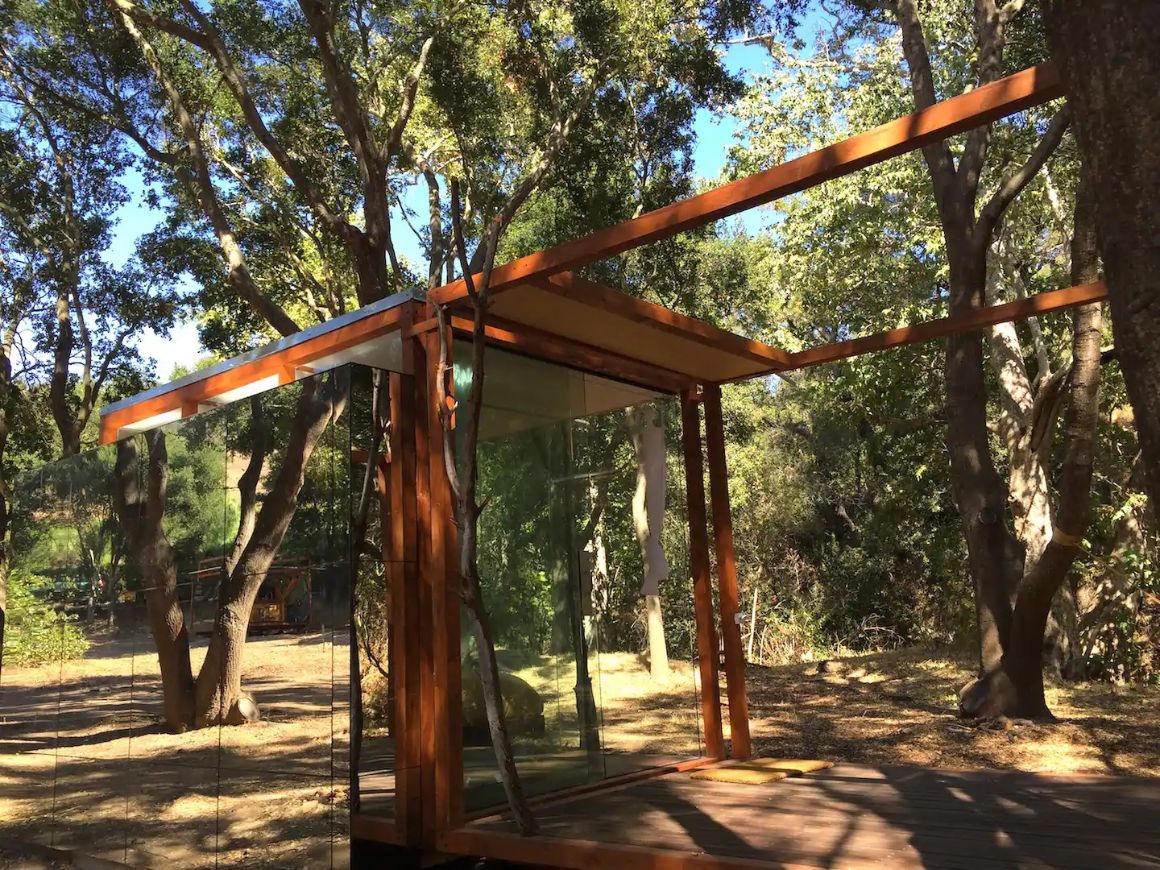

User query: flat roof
[100,276,786,443]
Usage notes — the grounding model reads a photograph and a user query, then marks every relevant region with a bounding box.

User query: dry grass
[745,646,1160,776]
[506,650,705,757]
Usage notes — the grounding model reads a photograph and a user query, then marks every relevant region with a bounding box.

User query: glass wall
[458,346,704,811]
[0,364,397,867]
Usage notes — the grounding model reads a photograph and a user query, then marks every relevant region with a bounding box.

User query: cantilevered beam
[533,273,792,370]
[430,64,1062,306]
[777,281,1107,373]
[440,312,694,394]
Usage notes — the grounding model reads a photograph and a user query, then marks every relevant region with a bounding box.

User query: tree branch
[975,105,1071,248]
[384,36,434,161]
[893,0,958,210]
[112,5,301,337]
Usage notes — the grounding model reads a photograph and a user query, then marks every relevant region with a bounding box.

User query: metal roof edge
[102,290,416,417]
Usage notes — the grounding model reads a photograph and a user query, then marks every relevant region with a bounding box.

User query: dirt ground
[0,629,350,869]
[745,646,1160,776]
[5,636,1159,868]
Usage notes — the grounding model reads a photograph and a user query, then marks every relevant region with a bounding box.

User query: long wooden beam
[438,312,695,394]
[775,281,1107,374]
[430,64,1062,307]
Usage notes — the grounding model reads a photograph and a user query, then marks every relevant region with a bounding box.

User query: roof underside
[486,282,777,384]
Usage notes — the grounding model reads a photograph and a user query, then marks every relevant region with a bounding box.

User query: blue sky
[109,41,777,383]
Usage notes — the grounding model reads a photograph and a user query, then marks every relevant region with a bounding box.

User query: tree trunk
[1042,0,1160,515]
[114,432,196,731]
[628,404,670,682]
[194,376,344,726]
[547,432,600,752]
[944,250,1026,674]
[960,172,1103,719]
[438,189,537,834]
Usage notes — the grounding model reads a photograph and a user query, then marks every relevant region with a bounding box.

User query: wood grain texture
[781,282,1108,372]
[702,384,751,759]
[430,65,1062,306]
[457,763,1160,869]
[680,391,725,760]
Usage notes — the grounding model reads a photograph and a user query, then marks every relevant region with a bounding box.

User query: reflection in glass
[459,346,703,812]
[2,365,371,868]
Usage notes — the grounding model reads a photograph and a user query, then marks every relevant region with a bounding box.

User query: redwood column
[701,383,751,759]
[679,389,725,759]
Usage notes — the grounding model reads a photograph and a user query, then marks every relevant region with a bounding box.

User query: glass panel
[576,398,704,775]
[50,444,132,862]
[1,464,64,850]
[126,416,227,864]
[459,345,703,811]
[350,365,398,826]
[3,364,363,866]
[462,350,598,811]
[211,369,350,868]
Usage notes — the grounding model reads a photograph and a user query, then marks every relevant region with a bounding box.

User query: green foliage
[3,570,89,667]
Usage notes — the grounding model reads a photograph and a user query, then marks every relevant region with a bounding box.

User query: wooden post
[679,390,725,760]
[387,369,422,844]
[410,333,438,848]
[701,383,751,759]
[422,328,464,836]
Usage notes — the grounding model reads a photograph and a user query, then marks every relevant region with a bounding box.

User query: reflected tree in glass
[111,372,348,731]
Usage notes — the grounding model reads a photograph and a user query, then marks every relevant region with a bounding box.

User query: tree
[1038,1,1160,521]
[820,0,1096,718]
[0,62,179,456]
[0,38,179,658]
[714,2,1122,715]
[628,402,670,682]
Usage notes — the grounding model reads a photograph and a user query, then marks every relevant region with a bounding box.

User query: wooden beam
[781,281,1107,372]
[679,391,725,761]
[534,273,792,370]
[701,384,751,759]
[350,813,406,846]
[430,64,1062,306]
[99,301,413,443]
[411,332,438,849]
[443,312,694,394]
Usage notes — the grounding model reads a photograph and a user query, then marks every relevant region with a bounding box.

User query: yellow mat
[690,765,791,784]
[747,757,835,774]
[690,758,835,785]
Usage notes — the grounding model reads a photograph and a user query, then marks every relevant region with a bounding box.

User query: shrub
[3,571,89,667]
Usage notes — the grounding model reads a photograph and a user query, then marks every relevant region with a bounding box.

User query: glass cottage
[0,62,1115,869]
[1,273,783,867]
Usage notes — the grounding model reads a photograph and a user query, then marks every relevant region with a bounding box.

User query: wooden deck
[462,763,1160,869]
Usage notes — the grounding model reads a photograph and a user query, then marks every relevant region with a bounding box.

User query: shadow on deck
[462,762,1160,868]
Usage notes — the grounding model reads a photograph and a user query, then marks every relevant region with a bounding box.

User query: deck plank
[469,762,1160,868]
